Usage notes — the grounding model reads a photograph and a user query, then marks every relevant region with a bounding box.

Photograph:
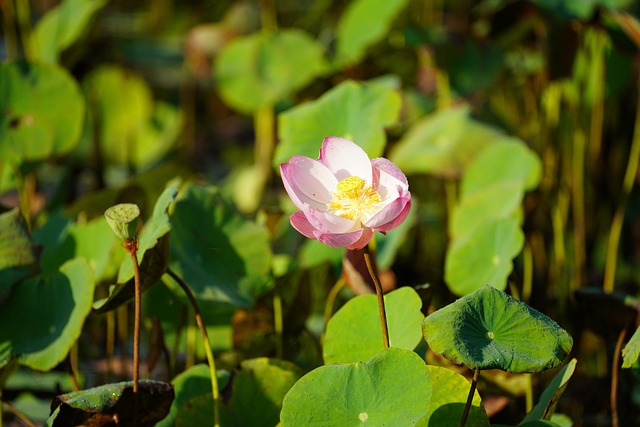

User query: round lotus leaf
[422,285,573,373]
[323,287,424,364]
[214,29,326,114]
[0,61,84,164]
[104,203,140,241]
[281,348,432,426]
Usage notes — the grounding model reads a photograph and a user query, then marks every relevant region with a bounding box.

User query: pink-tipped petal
[289,211,320,240]
[318,228,368,248]
[375,166,409,201]
[372,157,409,186]
[302,205,356,234]
[345,227,374,250]
[319,137,373,182]
[281,157,337,210]
[365,191,411,231]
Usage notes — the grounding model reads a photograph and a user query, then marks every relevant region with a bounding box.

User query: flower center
[328,176,381,222]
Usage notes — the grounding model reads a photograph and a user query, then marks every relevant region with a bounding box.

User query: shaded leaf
[281,348,432,426]
[215,29,327,114]
[521,359,577,423]
[0,61,84,164]
[157,364,230,427]
[622,325,640,369]
[169,183,273,308]
[0,207,39,303]
[423,285,573,373]
[48,380,173,427]
[0,258,95,371]
[275,79,401,167]
[323,287,424,364]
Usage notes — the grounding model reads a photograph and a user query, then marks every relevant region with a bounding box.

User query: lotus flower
[280,137,411,250]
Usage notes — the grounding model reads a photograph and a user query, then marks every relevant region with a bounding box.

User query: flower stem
[460,369,480,427]
[168,269,220,427]
[125,240,142,395]
[363,244,389,349]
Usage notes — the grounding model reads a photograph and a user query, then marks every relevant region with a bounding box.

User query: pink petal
[280,157,337,210]
[365,190,411,231]
[375,166,409,200]
[319,137,373,183]
[372,157,408,186]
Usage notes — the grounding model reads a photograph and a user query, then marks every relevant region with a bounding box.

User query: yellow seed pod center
[328,176,381,222]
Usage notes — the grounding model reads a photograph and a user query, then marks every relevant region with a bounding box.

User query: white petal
[319,137,372,183]
[281,156,338,210]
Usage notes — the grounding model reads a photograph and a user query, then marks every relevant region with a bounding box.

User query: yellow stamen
[328,176,381,222]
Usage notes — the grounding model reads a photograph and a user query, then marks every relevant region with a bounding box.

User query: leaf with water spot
[280,348,432,426]
[422,285,573,373]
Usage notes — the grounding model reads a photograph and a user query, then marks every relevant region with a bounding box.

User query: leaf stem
[460,369,480,427]
[611,328,626,427]
[363,244,390,349]
[273,287,284,360]
[168,269,221,427]
[603,85,640,293]
[1,400,35,427]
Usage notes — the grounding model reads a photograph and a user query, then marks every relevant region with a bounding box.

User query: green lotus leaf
[47,380,173,427]
[323,287,424,364]
[173,358,301,427]
[169,183,273,308]
[335,0,410,66]
[275,79,401,167]
[422,285,573,373]
[157,364,230,427]
[0,207,39,303]
[29,0,108,63]
[214,29,327,114]
[0,258,95,371]
[0,61,84,165]
[281,348,432,426]
[445,219,524,296]
[388,105,504,179]
[416,365,489,427]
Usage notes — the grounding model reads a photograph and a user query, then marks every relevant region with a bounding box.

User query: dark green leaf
[169,183,273,308]
[423,285,573,373]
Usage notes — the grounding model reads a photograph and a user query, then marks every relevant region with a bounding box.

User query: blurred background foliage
[3,0,640,425]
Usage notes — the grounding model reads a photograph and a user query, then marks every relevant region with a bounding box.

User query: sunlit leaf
[0,258,95,371]
[521,358,577,423]
[281,348,432,426]
[83,65,181,169]
[388,105,504,179]
[215,29,327,114]
[445,219,524,296]
[323,287,424,364]
[423,285,573,373]
[416,365,489,427]
[335,0,410,66]
[47,380,173,427]
[169,183,273,308]
[275,80,401,167]
[0,61,84,164]
[29,0,108,63]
